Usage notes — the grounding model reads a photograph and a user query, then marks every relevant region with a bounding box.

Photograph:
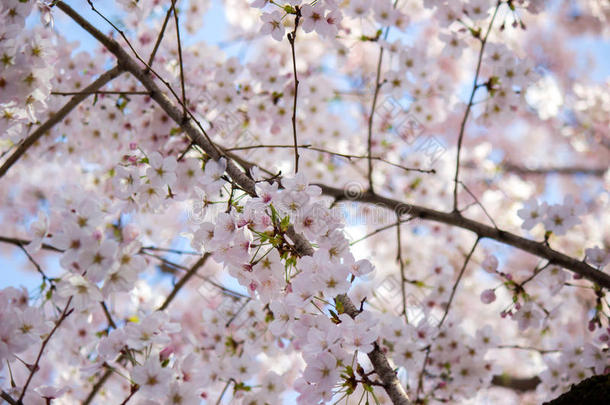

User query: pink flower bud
[480,289,496,304]
[160,346,174,361]
[128,155,137,164]
[129,142,138,150]
[481,254,499,273]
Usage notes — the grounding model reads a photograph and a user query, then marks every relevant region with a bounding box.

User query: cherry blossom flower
[585,246,609,268]
[517,197,547,230]
[480,289,496,304]
[513,302,544,331]
[481,253,498,273]
[146,152,178,187]
[26,211,48,253]
[57,273,103,309]
[260,11,285,42]
[131,356,174,397]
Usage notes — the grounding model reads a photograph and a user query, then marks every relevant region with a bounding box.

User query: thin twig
[438,238,480,327]
[51,90,149,96]
[158,254,211,310]
[140,245,200,255]
[496,344,559,354]
[349,217,417,246]
[119,386,138,405]
[17,297,73,403]
[366,0,399,192]
[15,243,53,285]
[287,7,302,173]
[101,301,117,330]
[147,3,175,67]
[458,180,498,228]
[170,0,187,121]
[452,2,501,211]
[503,162,607,176]
[396,218,408,324]
[416,238,480,399]
[226,143,436,174]
[215,378,235,405]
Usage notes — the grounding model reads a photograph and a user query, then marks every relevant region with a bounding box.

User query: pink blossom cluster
[0,0,609,404]
[1,1,56,143]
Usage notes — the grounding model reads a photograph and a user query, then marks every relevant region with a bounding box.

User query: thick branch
[337,294,411,405]
[491,375,541,391]
[0,66,123,179]
[318,185,610,289]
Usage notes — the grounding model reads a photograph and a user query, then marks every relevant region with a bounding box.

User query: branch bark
[318,185,610,289]
[491,375,541,391]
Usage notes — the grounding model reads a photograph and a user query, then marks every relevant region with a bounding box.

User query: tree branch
[17,297,73,403]
[452,2,501,211]
[0,66,123,179]
[318,185,610,289]
[287,7,301,173]
[491,375,541,391]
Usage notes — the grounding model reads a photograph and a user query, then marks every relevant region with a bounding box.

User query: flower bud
[480,289,496,304]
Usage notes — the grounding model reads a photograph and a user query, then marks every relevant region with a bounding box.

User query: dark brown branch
[337,295,411,405]
[319,185,610,289]
[100,302,117,330]
[170,0,187,120]
[0,235,62,252]
[0,66,123,179]
[147,3,174,67]
[1,391,18,405]
[491,375,541,391]
[158,253,210,310]
[543,374,610,405]
[287,8,301,173]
